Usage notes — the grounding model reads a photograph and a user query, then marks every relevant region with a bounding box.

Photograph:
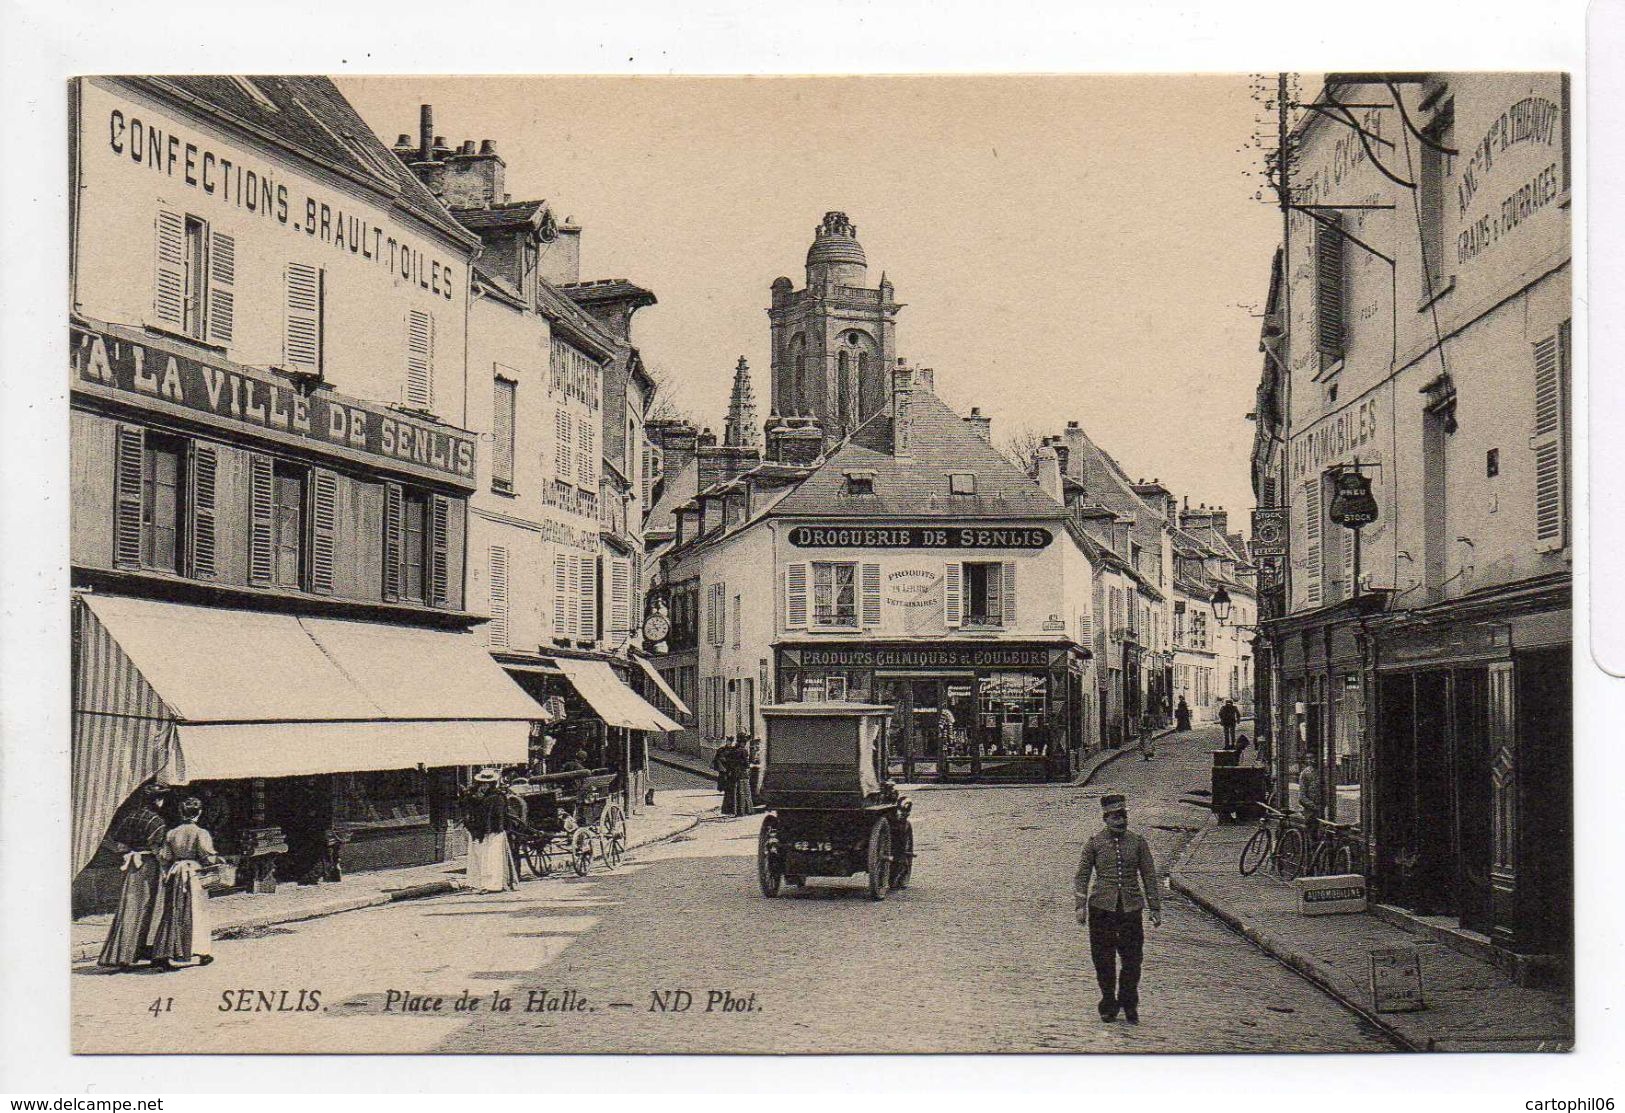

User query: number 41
[148,997,173,1018]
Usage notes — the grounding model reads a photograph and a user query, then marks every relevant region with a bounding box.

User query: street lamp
[1212,585,1233,625]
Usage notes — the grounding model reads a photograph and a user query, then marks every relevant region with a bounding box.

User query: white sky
[341,75,1279,522]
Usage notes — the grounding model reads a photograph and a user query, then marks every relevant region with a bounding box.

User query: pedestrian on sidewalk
[97,782,170,971]
[148,796,225,971]
[1175,696,1192,732]
[712,739,737,815]
[1297,753,1324,831]
[1137,710,1157,761]
[461,769,517,893]
[1219,699,1241,749]
[1074,792,1162,1024]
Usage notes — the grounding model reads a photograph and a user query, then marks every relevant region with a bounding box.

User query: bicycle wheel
[1275,827,1306,881]
[1239,826,1273,876]
[1307,838,1334,878]
[1333,843,1360,876]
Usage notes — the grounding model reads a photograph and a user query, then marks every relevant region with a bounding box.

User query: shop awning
[633,655,691,718]
[73,594,545,872]
[555,658,684,732]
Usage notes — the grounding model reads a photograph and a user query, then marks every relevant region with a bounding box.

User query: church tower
[723,356,761,449]
[767,212,901,439]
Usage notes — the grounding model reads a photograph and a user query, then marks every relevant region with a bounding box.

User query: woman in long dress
[462,769,517,893]
[149,796,224,970]
[97,783,170,969]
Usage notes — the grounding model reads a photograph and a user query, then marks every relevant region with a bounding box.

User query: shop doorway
[875,675,976,781]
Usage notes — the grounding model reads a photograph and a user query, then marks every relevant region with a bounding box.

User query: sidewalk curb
[71,805,719,964]
[1168,827,1421,1052]
[1077,726,1178,786]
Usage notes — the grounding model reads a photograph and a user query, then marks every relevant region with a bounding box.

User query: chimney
[765,414,825,465]
[537,220,582,285]
[439,135,506,209]
[1052,440,1070,476]
[963,406,992,443]
[1211,508,1229,539]
[1035,445,1063,504]
[649,420,699,489]
[419,105,434,162]
[892,363,916,457]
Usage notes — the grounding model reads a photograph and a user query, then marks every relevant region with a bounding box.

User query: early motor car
[755,702,915,900]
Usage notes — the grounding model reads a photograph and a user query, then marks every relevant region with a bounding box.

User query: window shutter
[714,583,726,646]
[488,546,510,647]
[153,209,185,329]
[1001,562,1017,628]
[578,418,594,486]
[285,263,322,373]
[405,309,434,408]
[187,441,219,579]
[785,562,809,629]
[578,556,598,641]
[247,453,275,586]
[1532,333,1565,547]
[1315,219,1345,360]
[208,231,236,344]
[381,482,403,601]
[113,424,145,569]
[860,562,882,627]
[553,552,569,636]
[1304,478,1324,607]
[493,377,515,489]
[1078,608,1094,646]
[429,495,451,606]
[610,558,632,638]
[308,470,339,595]
[556,409,573,479]
[943,562,963,628]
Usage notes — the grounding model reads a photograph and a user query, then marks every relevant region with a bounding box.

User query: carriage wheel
[757,818,783,897]
[522,842,551,879]
[571,829,593,877]
[601,804,627,870]
[889,820,914,891]
[866,818,893,901]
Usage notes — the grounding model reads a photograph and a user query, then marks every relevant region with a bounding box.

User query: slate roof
[450,200,549,231]
[559,279,658,309]
[766,392,1069,521]
[128,76,478,251]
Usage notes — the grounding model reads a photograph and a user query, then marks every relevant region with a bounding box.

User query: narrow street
[74,724,1392,1054]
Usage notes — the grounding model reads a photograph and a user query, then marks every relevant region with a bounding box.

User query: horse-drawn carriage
[755,703,915,900]
[505,770,626,877]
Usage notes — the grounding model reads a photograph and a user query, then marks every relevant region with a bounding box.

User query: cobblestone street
[73,725,1392,1054]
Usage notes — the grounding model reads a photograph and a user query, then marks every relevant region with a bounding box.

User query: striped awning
[71,594,546,875]
[633,655,691,718]
[555,658,684,733]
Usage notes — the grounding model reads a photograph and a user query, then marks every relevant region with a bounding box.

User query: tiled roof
[645,456,699,540]
[766,392,1069,521]
[132,77,478,251]
[450,200,548,231]
[535,280,619,361]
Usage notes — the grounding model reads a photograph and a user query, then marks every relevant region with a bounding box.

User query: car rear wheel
[757,818,783,897]
[866,818,893,901]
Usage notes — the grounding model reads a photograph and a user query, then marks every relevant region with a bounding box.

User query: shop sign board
[72,323,477,486]
[1294,873,1367,916]
[1369,946,1427,1013]
[788,525,1052,550]
[780,645,1062,670]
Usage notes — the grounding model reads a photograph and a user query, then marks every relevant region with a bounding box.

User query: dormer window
[845,470,876,496]
[949,473,976,495]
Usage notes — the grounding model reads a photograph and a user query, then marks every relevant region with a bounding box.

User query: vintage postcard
[60,69,1575,1059]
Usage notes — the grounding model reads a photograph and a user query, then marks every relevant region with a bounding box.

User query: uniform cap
[1100,793,1128,815]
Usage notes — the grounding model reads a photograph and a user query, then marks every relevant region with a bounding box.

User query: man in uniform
[1074,792,1162,1024]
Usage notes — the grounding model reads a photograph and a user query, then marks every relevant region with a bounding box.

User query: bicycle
[1238,803,1308,880]
[1307,820,1365,877]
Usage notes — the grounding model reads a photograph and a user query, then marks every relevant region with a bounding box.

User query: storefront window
[980,672,1047,756]
[334,770,429,827]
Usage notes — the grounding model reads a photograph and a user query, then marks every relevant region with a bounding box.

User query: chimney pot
[395,133,413,148]
[480,139,498,155]
[1067,420,1080,429]
[459,139,476,156]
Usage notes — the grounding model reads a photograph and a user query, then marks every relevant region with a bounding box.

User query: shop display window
[979,672,1047,756]
[334,770,430,829]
